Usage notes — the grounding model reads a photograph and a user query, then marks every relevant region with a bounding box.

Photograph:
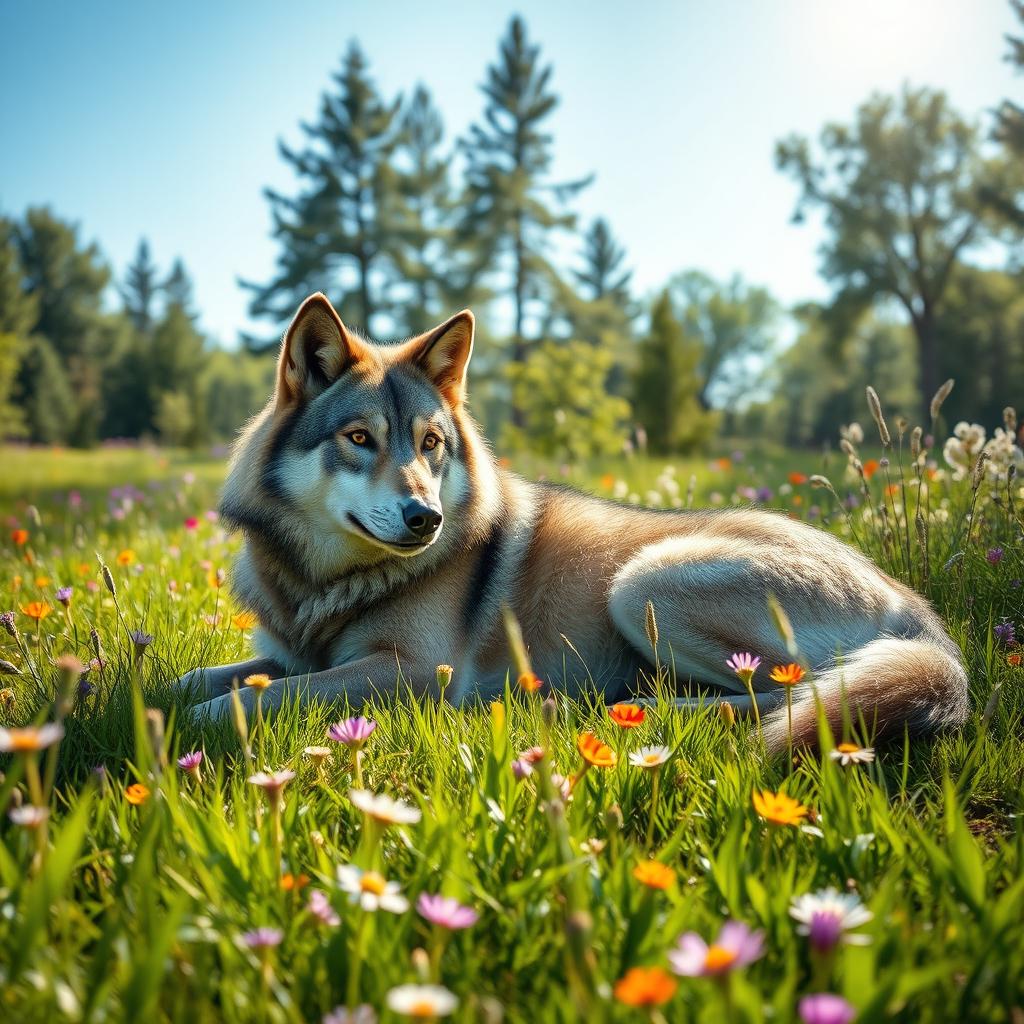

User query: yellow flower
[34,576,51,588]
[244,673,273,691]
[125,783,150,805]
[632,860,675,890]
[752,789,808,827]
[232,611,259,630]
[116,549,136,566]
[517,671,543,693]
[577,732,617,769]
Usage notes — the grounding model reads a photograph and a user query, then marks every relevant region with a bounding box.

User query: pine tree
[460,17,591,374]
[632,291,716,454]
[121,238,160,333]
[163,258,197,320]
[242,42,404,346]
[574,219,632,304]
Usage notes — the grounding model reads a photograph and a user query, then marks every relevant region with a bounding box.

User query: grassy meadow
[0,408,1023,1023]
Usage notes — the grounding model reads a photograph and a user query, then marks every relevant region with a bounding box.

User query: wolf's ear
[408,310,475,404]
[276,293,366,408]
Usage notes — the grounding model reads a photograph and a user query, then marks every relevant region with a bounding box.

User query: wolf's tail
[760,636,971,754]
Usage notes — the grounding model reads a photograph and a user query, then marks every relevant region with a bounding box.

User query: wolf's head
[227,293,480,567]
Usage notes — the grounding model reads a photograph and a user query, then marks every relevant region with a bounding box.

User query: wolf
[177,292,970,751]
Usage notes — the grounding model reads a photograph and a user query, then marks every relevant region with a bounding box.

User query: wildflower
[349,788,421,825]
[34,576,50,588]
[130,629,154,653]
[303,745,333,767]
[633,860,675,890]
[517,671,543,693]
[20,601,51,622]
[790,888,873,950]
[994,620,1017,647]
[386,984,458,1018]
[232,611,259,630]
[987,547,1005,565]
[628,744,671,769]
[511,758,533,780]
[726,652,761,685]
[719,702,736,728]
[861,458,880,480]
[11,529,28,546]
[1009,653,1022,667]
[0,686,15,708]
[337,865,409,913]
[244,673,273,690]
[308,889,341,926]
[248,770,296,806]
[577,732,616,768]
[608,702,646,728]
[435,664,453,694]
[580,837,606,856]
[125,783,150,805]
[770,663,806,685]
[519,745,546,764]
[829,743,876,767]
[788,471,808,485]
[55,586,73,607]
[798,993,857,1024]
[1,611,16,638]
[323,1007,375,1024]
[669,920,765,976]
[240,927,283,949]
[416,893,479,930]
[753,789,808,827]
[614,966,677,1007]
[9,805,49,828]
[328,716,377,748]
[184,516,199,530]
[0,723,65,752]
[280,872,311,891]
[177,750,204,780]
[116,549,135,566]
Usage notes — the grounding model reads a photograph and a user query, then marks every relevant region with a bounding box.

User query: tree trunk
[511,211,526,429]
[914,306,939,424]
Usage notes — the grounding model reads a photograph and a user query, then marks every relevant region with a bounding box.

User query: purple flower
[416,893,479,930]
[987,547,1005,565]
[511,758,533,780]
[308,889,340,927]
[0,611,16,638]
[55,586,73,607]
[327,716,377,748]
[756,486,774,502]
[798,993,857,1024]
[177,750,204,777]
[726,652,761,685]
[77,678,95,698]
[994,620,1017,647]
[668,920,764,976]
[240,927,283,949]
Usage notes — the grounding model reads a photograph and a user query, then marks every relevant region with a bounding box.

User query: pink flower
[328,716,377,748]
[240,927,282,949]
[518,745,546,764]
[798,994,856,1024]
[177,750,203,778]
[726,652,761,684]
[668,920,764,977]
[184,516,199,530]
[308,889,340,926]
[416,893,478,930]
[511,758,533,780]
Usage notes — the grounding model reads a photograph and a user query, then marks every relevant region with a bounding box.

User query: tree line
[2,8,1022,453]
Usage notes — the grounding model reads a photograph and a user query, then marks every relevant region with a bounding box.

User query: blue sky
[1,1,1019,345]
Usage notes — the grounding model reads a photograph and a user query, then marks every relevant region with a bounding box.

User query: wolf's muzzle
[401,499,443,541]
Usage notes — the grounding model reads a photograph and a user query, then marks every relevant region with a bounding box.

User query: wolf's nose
[402,500,442,540]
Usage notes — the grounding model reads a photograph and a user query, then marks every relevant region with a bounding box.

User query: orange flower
[885,483,900,497]
[280,872,311,891]
[715,457,732,471]
[577,732,617,769]
[77,562,92,577]
[116,549,136,566]
[232,611,259,630]
[614,966,677,1007]
[769,663,805,686]
[788,471,808,485]
[517,671,543,693]
[10,529,28,546]
[244,673,273,690]
[34,576,50,588]
[632,860,675,890]
[608,703,646,728]
[20,601,51,622]
[1009,653,1022,667]
[862,459,880,480]
[752,789,808,827]
[125,783,150,805]
[600,473,616,490]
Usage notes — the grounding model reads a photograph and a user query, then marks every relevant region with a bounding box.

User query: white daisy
[829,743,876,766]
[790,887,873,949]
[8,805,48,828]
[385,983,458,1018]
[628,744,671,769]
[349,789,421,825]
[337,865,409,914]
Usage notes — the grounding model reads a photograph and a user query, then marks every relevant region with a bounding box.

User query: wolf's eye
[346,430,369,446]
[423,432,442,452]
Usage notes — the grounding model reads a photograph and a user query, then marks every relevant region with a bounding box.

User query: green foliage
[503,338,631,460]
[776,87,1003,417]
[121,238,160,334]
[200,348,276,442]
[0,333,26,439]
[16,334,76,444]
[632,291,718,454]
[0,425,1023,1020]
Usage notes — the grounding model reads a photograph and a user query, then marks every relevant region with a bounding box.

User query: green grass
[0,436,1022,1023]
